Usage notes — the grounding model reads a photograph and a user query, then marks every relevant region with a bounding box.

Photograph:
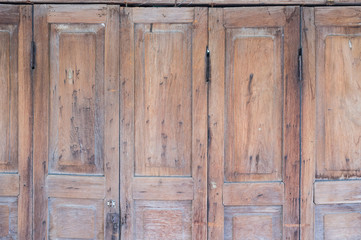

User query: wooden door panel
[134,23,192,177]
[120,7,208,240]
[224,206,283,240]
[302,7,361,240]
[209,7,300,240]
[0,5,32,240]
[49,23,105,175]
[33,5,119,239]
[225,27,283,182]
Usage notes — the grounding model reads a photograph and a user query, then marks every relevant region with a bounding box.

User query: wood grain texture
[49,24,105,175]
[315,204,361,240]
[120,8,135,239]
[5,0,361,5]
[34,5,119,239]
[314,10,361,180]
[208,8,225,240]
[0,197,18,239]
[133,178,194,200]
[315,7,361,26]
[178,0,325,5]
[0,22,18,173]
[0,5,32,240]
[224,7,288,27]
[48,198,104,239]
[47,175,105,199]
[47,5,107,23]
[0,5,19,23]
[282,6,300,240]
[0,175,19,196]
[134,200,192,240]
[301,7,316,240]
[191,8,208,239]
[303,7,361,240]
[120,7,207,240]
[104,6,120,239]
[224,27,283,182]
[223,182,284,206]
[319,33,361,178]
[224,206,282,240]
[315,181,361,204]
[134,23,192,177]
[133,8,194,23]
[209,7,300,240]
[33,5,50,239]
[17,5,33,240]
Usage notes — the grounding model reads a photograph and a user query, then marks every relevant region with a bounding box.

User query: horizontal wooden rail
[223,182,284,206]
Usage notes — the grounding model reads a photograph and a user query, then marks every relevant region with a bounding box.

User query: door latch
[107,199,116,208]
[107,212,120,232]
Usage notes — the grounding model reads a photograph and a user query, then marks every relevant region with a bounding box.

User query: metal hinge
[206,46,210,83]
[298,48,303,82]
[31,41,36,70]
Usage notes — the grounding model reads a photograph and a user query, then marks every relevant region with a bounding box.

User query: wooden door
[208,7,300,240]
[0,5,32,240]
[119,7,208,240]
[302,7,361,239]
[33,5,120,239]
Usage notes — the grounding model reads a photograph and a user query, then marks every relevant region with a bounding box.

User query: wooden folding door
[208,7,301,240]
[0,5,32,240]
[33,5,120,239]
[302,7,361,239]
[119,8,208,240]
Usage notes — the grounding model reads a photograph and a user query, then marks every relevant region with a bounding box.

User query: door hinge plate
[206,46,210,83]
[31,41,36,70]
[298,48,303,82]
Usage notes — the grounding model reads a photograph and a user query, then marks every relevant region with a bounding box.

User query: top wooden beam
[3,0,361,5]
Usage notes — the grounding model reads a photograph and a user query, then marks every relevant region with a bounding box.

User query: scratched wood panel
[134,201,192,240]
[225,27,283,182]
[224,206,282,240]
[134,23,192,177]
[34,5,119,239]
[315,204,361,240]
[0,197,18,239]
[49,23,105,175]
[132,177,194,200]
[48,198,104,239]
[120,7,207,239]
[317,32,361,179]
[209,7,300,240]
[0,23,18,173]
[315,180,361,204]
[223,182,284,206]
[302,7,361,239]
[0,5,32,240]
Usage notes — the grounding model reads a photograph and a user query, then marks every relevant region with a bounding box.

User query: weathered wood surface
[208,7,300,240]
[33,5,119,239]
[3,0,361,5]
[120,7,207,240]
[302,6,361,240]
[0,5,32,240]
